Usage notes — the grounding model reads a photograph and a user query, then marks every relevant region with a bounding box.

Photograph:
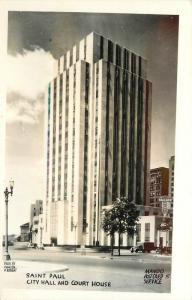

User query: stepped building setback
[43,32,152,247]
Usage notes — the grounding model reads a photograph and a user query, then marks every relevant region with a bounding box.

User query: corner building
[43,32,152,247]
[149,167,169,207]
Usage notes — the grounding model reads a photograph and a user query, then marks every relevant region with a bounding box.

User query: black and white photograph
[1,2,192,299]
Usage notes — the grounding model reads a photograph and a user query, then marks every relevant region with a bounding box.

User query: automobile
[130,245,144,253]
[134,245,144,253]
[2,240,14,246]
[27,243,37,249]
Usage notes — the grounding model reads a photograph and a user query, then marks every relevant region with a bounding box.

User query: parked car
[134,245,144,253]
[27,243,37,249]
[2,240,14,246]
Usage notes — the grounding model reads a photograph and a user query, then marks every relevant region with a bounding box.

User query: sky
[5,12,179,234]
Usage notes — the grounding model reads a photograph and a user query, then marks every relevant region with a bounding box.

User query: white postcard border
[0,1,192,300]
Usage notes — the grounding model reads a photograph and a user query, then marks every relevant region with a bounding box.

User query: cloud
[6,48,56,123]
[7,47,56,99]
[6,92,44,124]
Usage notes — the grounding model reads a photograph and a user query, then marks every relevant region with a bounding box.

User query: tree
[102,197,140,256]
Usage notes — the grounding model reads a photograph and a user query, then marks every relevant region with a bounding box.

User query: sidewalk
[68,251,172,263]
[14,260,69,273]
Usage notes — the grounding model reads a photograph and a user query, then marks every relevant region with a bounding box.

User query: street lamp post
[74,224,77,252]
[72,223,78,252]
[4,180,14,261]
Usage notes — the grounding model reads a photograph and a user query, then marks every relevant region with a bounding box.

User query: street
[2,248,171,293]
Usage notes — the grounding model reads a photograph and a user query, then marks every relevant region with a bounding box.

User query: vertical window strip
[52,78,57,201]
[70,50,73,66]
[57,74,63,200]
[70,66,77,229]
[104,62,110,205]
[46,84,51,198]
[93,63,99,235]
[123,49,129,70]
[83,63,89,232]
[128,74,136,201]
[63,53,66,71]
[144,81,149,205]
[58,59,60,74]
[120,71,128,196]
[64,70,69,200]
[116,44,121,66]
[136,77,143,204]
[131,53,136,74]
[127,50,129,71]
[145,223,150,242]
[139,56,142,77]
[71,65,76,200]
[100,36,104,59]
[123,49,126,69]
[94,63,99,192]
[76,43,79,62]
[112,66,120,200]
[108,40,113,63]
[84,38,86,60]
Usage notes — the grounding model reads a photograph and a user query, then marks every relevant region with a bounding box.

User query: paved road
[2,248,171,293]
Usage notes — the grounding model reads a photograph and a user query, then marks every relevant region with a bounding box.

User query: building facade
[43,32,152,246]
[30,200,43,246]
[149,168,169,208]
[20,223,30,242]
[169,156,175,199]
[135,215,172,249]
[100,214,172,249]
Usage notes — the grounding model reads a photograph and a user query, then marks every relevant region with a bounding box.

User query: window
[116,44,121,66]
[63,53,66,70]
[123,48,129,69]
[84,40,86,60]
[136,224,141,242]
[145,223,150,242]
[71,216,74,231]
[131,53,136,74]
[108,40,113,63]
[70,50,73,66]
[100,36,104,59]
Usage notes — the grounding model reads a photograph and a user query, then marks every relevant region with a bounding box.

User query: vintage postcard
[0,1,192,300]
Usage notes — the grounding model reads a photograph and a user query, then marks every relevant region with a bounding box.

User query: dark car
[2,240,14,246]
[27,243,38,249]
[134,245,144,253]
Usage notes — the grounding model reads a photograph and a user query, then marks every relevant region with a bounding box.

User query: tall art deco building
[43,32,152,246]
